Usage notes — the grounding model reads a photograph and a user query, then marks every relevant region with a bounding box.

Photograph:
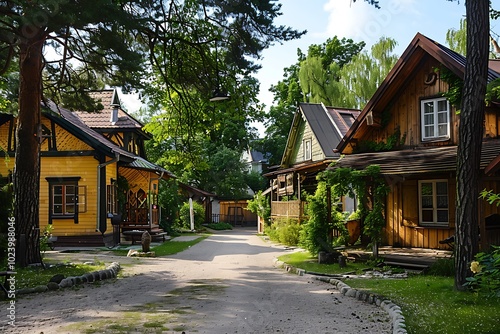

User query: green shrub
[204,222,233,230]
[178,201,205,230]
[277,220,301,246]
[465,245,500,297]
[265,218,301,246]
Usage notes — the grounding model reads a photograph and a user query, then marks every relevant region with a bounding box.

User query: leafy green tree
[0,0,304,266]
[298,37,365,106]
[446,18,468,55]
[339,37,398,108]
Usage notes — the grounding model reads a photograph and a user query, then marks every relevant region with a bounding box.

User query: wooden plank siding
[385,177,456,250]
[41,156,101,236]
[219,200,257,225]
[293,120,325,164]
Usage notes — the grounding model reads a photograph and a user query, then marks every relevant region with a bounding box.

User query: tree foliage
[0,0,304,265]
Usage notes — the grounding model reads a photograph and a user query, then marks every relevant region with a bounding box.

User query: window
[304,139,312,160]
[52,184,76,216]
[46,177,82,224]
[418,180,449,227]
[421,97,450,141]
[107,184,117,215]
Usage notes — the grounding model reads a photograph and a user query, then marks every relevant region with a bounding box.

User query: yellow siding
[50,121,93,151]
[40,156,119,237]
[0,120,12,150]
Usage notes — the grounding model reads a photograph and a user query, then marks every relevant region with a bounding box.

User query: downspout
[149,171,164,227]
[97,151,120,233]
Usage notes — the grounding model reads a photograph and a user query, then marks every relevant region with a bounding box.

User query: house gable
[281,103,359,167]
[338,32,500,154]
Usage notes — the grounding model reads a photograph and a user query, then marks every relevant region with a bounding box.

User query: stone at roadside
[47,282,60,290]
[49,274,65,284]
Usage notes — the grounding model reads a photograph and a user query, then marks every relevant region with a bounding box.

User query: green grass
[152,235,208,256]
[279,251,500,334]
[111,234,208,257]
[278,251,370,275]
[203,222,233,230]
[12,261,106,290]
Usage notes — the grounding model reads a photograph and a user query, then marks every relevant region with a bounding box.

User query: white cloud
[323,0,419,45]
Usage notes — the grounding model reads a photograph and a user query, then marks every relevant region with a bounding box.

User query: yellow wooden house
[335,33,500,250]
[0,89,175,246]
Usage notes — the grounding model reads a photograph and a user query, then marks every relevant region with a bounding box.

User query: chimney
[110,105,119,125]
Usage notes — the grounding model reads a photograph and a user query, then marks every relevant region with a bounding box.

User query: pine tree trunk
[14,30,45,266]
[454,0,489,290]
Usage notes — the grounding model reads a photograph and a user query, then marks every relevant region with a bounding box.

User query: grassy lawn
[11,261,106,290]
[111,233,209,256]
[279,251,500,334]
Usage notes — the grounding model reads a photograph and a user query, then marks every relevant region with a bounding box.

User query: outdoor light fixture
[209,88,230,102]
[209,40,230,102]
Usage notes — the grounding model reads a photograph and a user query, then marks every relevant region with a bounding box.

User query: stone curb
[16,262,121,296]
[273,258,407,334]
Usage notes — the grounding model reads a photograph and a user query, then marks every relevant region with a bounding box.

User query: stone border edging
[273,258,407,334]
[16,262,121,295]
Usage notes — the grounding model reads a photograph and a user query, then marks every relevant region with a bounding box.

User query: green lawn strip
[347,277,499,334]
[152,234,209,256]
[278,251,499,334]
[12,262,106,290]
[278,251,369,275]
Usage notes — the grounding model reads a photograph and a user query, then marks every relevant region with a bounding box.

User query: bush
[265,218,301,246]
[178,201,205,230]
[204,222,233,230]
[465,245,500,297]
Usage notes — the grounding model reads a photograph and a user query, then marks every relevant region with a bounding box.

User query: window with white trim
[421,97,450,141]
[304,139,312,160]
[418,180,449,227]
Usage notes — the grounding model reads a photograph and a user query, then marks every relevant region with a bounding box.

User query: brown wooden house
[335,33,500,250]
[263,103,359,229]
[0,89,177,246]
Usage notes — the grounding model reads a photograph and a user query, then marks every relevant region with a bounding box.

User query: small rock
[47,282,60,291]
[49,274,65,284]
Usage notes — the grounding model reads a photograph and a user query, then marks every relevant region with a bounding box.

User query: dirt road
[1,228,391,333]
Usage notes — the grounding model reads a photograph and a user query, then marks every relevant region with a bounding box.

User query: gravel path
[1,228,391,333]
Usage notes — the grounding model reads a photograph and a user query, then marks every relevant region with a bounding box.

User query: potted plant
[345,210,361,245]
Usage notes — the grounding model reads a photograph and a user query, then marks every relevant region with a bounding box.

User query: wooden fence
[270,200,307,222]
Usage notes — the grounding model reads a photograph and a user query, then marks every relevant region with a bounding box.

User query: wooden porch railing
[270,200,307,220]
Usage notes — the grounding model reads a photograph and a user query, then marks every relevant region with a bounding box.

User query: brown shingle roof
[74,89,143,130]
[331,139,500,176]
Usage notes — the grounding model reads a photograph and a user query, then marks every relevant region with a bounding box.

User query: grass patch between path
[278,251,369,275]
[12,261,106,290]
[111,234,209,257]
[279,250,500,334]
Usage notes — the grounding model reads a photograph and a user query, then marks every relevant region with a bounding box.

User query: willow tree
[0,0,303,266]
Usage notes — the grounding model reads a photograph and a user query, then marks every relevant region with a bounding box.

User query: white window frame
[304,139,312,161]
[418,179,449,227]
[420,97,450,141]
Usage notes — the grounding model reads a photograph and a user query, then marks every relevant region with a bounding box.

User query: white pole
[189,197,195,231]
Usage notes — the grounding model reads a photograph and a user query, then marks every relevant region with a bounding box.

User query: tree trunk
[14,30,46,266]
[454,0,489,290]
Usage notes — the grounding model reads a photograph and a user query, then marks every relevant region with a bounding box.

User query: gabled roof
[281,103,359,167]
[43,100,175,178]
[74,89,145,131]
[337,32,500,152]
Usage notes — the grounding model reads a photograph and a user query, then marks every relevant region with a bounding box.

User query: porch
[270,200,307,222]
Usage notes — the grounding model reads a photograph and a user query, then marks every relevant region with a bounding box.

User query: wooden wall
[292,119,324,164]
[385,176,455,250]
[219,200,257,225]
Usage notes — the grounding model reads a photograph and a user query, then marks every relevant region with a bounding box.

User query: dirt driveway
[1,228,391,333]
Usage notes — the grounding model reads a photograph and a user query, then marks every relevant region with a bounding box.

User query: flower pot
[345,219,361,245]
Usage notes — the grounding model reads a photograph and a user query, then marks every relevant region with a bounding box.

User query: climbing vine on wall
[322,164,389,248]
